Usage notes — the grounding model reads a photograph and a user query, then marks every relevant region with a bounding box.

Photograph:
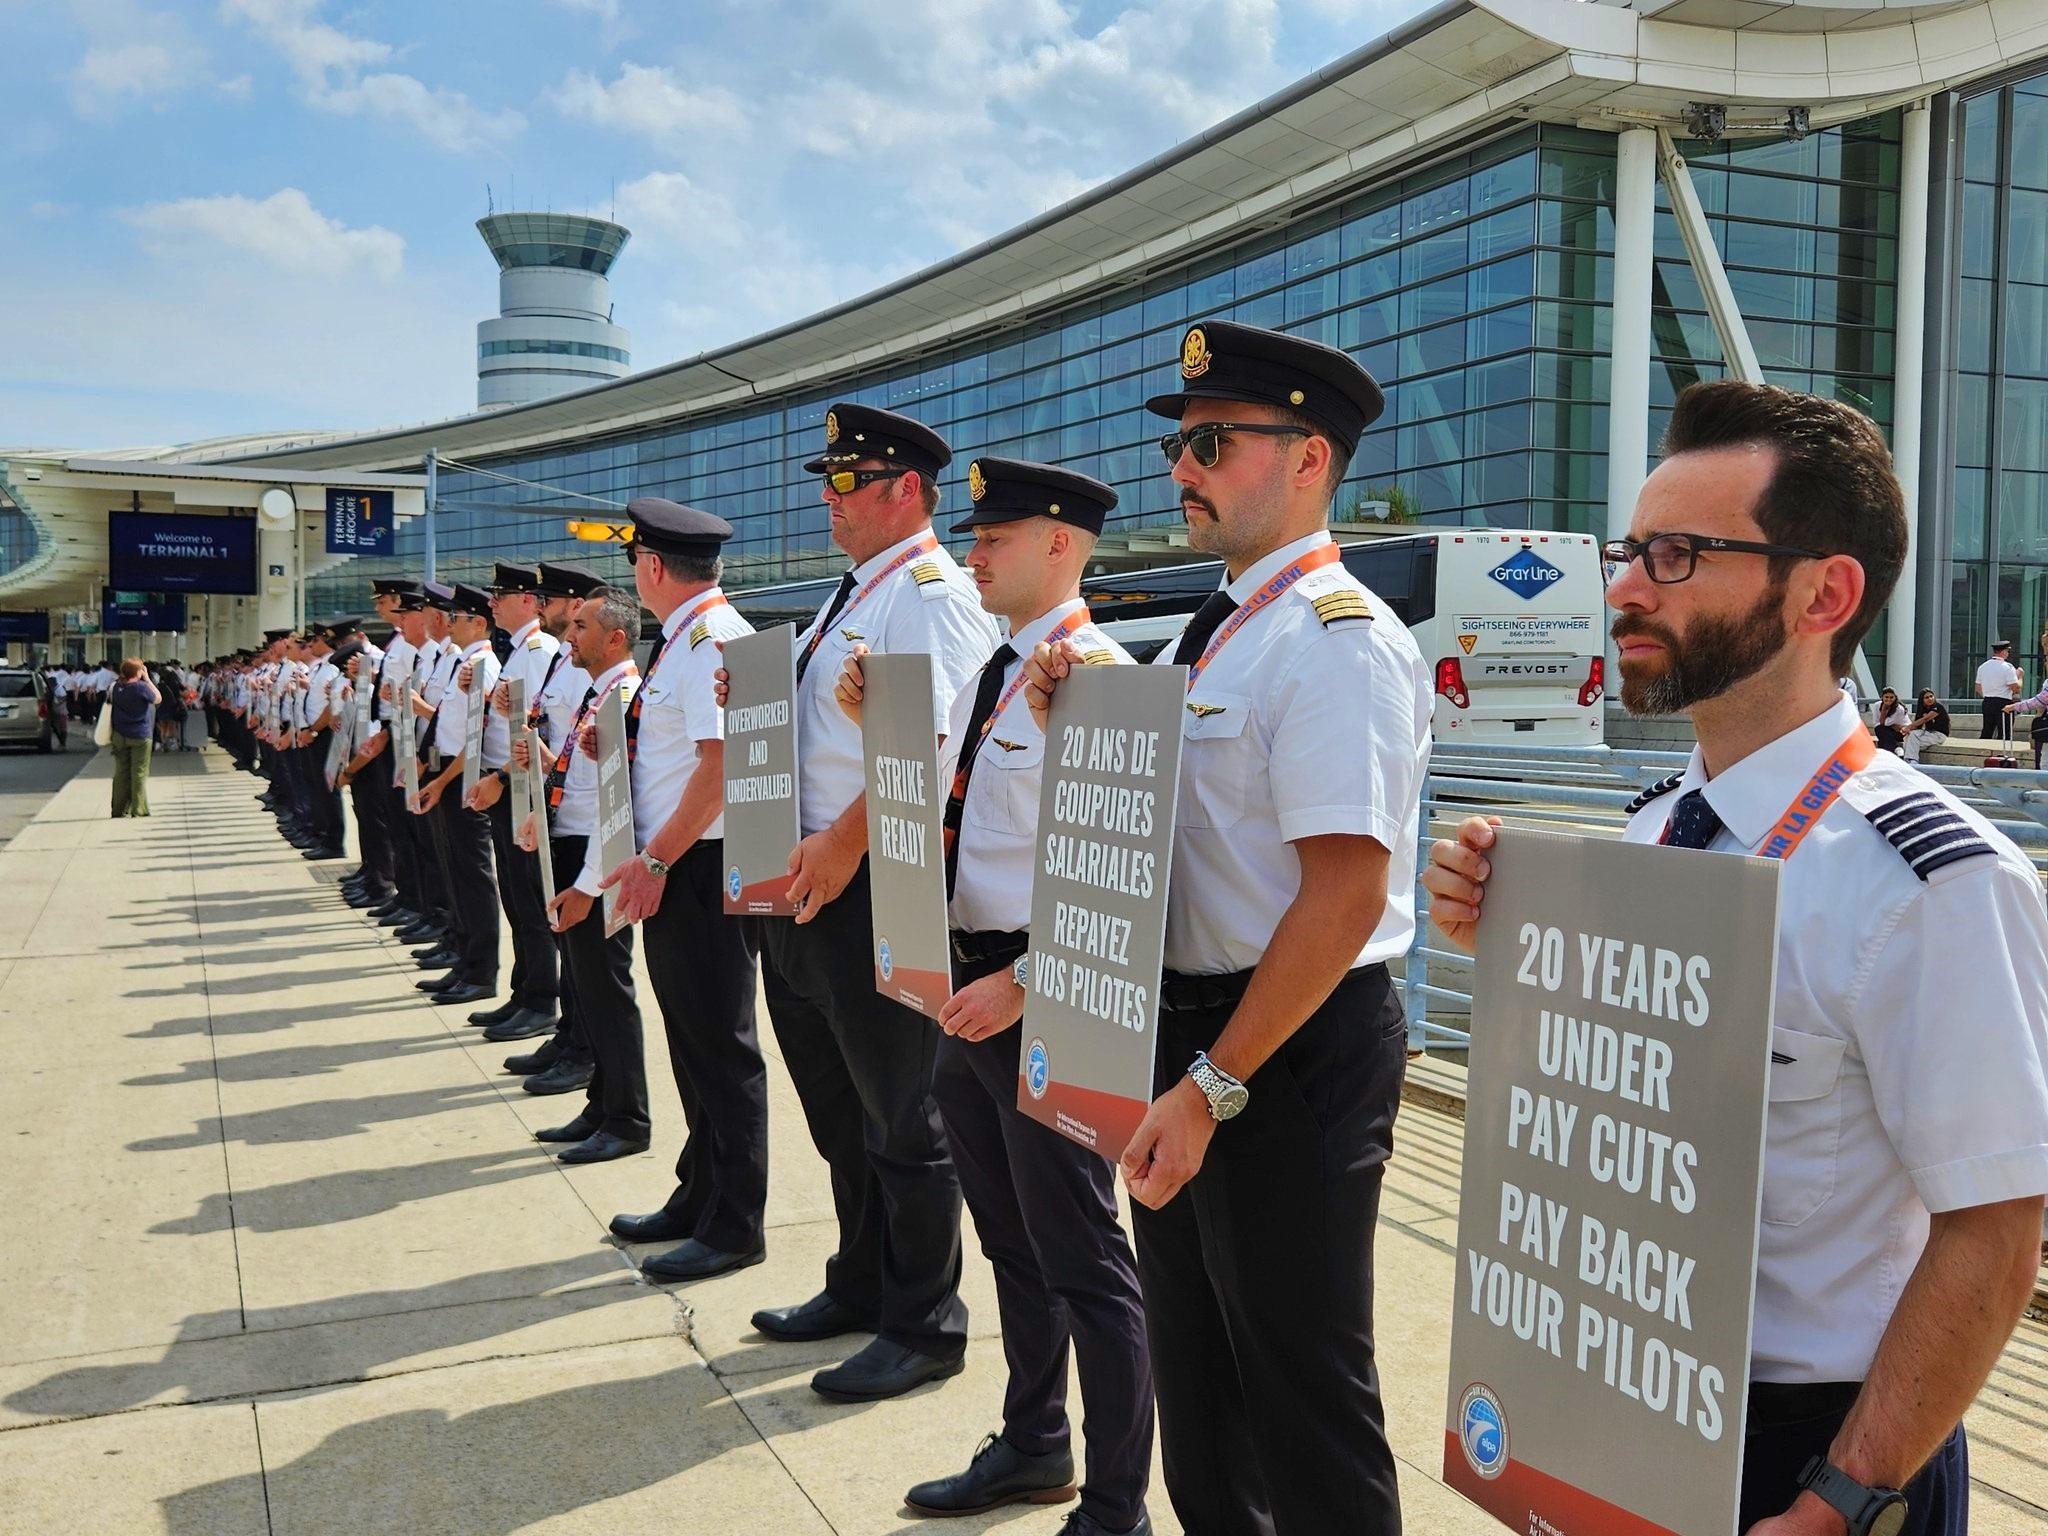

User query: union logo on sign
[1457,1382,1509,1479]
[1487,548,1564,601]
[727,866,743,901]
[877,937,893,981]
[1025,1038,1051,1100]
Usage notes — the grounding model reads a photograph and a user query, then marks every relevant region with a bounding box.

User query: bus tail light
[1578,656,1604,708]
[1435,656,1469,709]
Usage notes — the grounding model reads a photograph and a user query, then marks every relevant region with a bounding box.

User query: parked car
[0,669,58,752]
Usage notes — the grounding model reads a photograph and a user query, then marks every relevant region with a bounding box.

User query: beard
[1183,462,1289,567]
[1614,579,1791,716]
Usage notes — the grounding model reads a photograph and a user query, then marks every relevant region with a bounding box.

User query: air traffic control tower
[474,212,632,409]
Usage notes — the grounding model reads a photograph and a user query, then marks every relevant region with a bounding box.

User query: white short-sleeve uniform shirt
[1148,531,1433,975]
[1622,693,2048,1383]
[792,530,1001,836]
[942,598,1133,937]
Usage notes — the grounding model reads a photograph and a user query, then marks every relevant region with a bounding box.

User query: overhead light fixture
[1785,106,1811,141]
[1682,102,1726,144]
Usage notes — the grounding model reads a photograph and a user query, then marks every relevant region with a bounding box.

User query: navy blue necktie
[1662,790,1724,850]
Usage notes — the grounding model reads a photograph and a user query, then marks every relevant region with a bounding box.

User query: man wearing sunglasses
[739,402,1000,1402]
[1428,381,2048,1536]
[1024,319,1430,1536]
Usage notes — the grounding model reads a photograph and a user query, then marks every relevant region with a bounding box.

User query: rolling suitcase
[1986,710,2020,769]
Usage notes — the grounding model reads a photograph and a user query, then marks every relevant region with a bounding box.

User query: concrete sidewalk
[0,749,2041,1535]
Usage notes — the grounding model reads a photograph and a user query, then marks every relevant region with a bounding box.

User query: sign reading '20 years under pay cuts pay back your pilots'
[1017,665,1185,1159]
[1444,827,1779,1536]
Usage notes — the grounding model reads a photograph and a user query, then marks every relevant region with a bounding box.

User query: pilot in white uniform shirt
[792,530,999,835]
[1153,528,1431,975]
[1622,689,2048,1384]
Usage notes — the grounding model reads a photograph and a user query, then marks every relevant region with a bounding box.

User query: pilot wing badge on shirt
[1186,701,1227,719]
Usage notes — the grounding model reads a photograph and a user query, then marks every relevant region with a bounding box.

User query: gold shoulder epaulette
[1080,649,1117,665]
[689,619,711,648]
[909,559,945,585]
[1309,590,1371,627]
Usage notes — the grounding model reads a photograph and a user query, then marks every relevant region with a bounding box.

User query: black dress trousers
[382,753,423,912]
[1741,1404,1966,1535]
[432,786,500,987]
[486,790,558,1013]
[640,839,766,1253]
[757,860,966,1358]
[551,834,647,1138]
[1134,962,1406,1536]
[309,729,345,848]
[935,943,1154,1532]
[405,758,452,926]
[348,743,395,892]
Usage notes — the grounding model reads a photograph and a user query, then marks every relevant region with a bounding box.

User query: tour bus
[730,528,1608,744]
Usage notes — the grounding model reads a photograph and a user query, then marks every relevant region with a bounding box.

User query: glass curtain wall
[1948,69,2048,695]
[309,118,1901,632]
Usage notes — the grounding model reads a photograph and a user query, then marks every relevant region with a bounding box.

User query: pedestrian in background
[1870,686,1909,755]
[1976,639,2021,739]
[1903,689,1949,764]
[108,659,160,818]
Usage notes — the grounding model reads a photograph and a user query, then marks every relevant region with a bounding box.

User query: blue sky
[3,0,1429,451]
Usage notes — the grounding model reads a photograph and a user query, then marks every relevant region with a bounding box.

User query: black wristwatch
[1797,1456,1906,1536]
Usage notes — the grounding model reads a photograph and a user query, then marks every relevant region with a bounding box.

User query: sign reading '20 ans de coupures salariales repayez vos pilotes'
[1018,665,1185,1161]
[1444,828,1779,1536]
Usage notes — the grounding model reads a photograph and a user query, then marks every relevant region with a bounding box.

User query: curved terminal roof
[228,0,2047,478]
[477,213,631,274]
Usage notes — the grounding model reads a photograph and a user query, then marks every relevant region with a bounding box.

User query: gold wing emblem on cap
[1181,327,1211,380]
[825,409,841,444]
[968,462,987,502]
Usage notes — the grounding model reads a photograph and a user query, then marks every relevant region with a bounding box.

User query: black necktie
[796,572,860,686]
[942,643,1018,900]
[1661,790,1724,850]
[1172,590,1240,667]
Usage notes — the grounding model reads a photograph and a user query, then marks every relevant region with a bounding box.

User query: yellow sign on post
[565,520,631,543]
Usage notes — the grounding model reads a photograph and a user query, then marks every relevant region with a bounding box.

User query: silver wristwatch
[640,851,671,877]
[1011,953,1030,989]
[1187,1051,1249,1121]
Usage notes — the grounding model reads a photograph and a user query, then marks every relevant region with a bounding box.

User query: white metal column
[1608,128,1659,541]
[1656,130,1762,381]
[1889,101,1932,695]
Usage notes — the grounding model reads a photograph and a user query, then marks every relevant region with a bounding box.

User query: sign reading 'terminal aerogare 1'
[721,624,801,916]
[1018,664,1184,1159]
[860,653,951,1018]
[1444,828,1778,1536]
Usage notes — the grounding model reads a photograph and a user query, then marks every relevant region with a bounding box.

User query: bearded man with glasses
[1430,381,2048,1536]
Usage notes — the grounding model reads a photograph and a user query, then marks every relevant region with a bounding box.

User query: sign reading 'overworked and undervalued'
[1018,665,1183,1160]
[1444,828,1778,1536]
[720,624,801,916]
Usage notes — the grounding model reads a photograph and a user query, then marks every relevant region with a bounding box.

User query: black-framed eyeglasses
[1601,533,1826,585]
[1158,422,1308,470]
[821,467,908,496]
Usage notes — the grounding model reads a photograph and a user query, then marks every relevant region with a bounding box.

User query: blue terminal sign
[0,612,50,641]
[102,589,188,632]
[108,511,257,594]
[325,488,394,554]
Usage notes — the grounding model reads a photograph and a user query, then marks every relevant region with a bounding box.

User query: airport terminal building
[6,0,2047,696]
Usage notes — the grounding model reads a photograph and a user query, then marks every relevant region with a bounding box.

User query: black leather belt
[1159,968,1257,1014]
[949,928,1028,966]
[1746,1381,1860,1433]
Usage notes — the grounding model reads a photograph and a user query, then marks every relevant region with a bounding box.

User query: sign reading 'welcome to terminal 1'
[108,510,256,595]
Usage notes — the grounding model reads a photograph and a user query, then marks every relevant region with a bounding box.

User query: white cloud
[221,0,522,152]
[550,63,745,143]
[64,3,211,121]
[216,74,254,100]
[29,201,75,220]
[552,0,621,20]
[123,188,406,281]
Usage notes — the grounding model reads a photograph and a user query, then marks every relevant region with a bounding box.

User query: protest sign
[1443,829,1778,1536]
[860,653,951,1017]
[593,687,636,936]
[720,624,801,915]
[1017,664,1183,1158]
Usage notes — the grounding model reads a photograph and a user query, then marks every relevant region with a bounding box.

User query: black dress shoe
[412,940,454,959]
[504,1037,564,1075]
[1059,1511,1152,1535]
[557,1131,650,1165]
[393,922,440,943]
[415,948,460,969]
[534,1113,601,1143]
[482,1008,558,1042]
[376,908,419,928]
[812,1339,965,1403]
[751,1292,875,1343]
[369,898,405,918]
[414,972,457,991]
[302,845,346,861]
[433,982,493,1005]
[640,1239,766,1282]
[904,1433,1078,1517]
[344,888,391,910]
[608,1208,695,1244]
[468,999,522,1026]
[521,1058,593,1095]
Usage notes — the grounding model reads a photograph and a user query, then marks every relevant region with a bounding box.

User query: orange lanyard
[800,534,939,667]
[984,604,1089,738]
[1754,729,1876,860]
[1185,543,1345,689]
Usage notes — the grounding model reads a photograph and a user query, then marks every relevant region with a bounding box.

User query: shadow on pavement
[122,1035,457,1087]
[151,1147,555,1235]
[127,1083,506,1151]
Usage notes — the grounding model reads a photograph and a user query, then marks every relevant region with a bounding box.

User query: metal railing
[1400,741,2048,1051]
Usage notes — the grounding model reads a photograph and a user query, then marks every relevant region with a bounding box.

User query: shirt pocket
[1762,1026,1846,1228]
[1178,690,1256,831]
[965,731,1044,836]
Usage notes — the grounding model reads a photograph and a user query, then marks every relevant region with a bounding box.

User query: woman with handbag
[107,659,160,816]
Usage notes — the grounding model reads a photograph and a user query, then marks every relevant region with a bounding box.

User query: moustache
[1181,494,1218,518]
[1610,615,1676,648]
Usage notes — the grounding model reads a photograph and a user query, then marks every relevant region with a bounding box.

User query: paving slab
[0,1398,269,1536]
